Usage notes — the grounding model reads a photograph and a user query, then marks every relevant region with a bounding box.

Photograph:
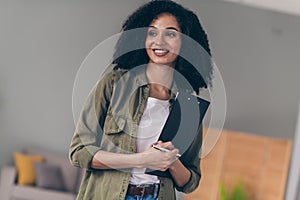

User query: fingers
[154,140,163,145]
[145,141,180,171]
[153,141,180,158]
[159,167,168,172]
[157,154,178,171]
[155,141,176,151]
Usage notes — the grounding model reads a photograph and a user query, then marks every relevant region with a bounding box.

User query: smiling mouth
[152,48,169,56]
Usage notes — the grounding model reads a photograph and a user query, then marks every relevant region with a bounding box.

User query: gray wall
[0,0,146,168]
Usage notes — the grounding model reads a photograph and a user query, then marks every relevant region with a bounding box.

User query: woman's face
[145,13,182,67]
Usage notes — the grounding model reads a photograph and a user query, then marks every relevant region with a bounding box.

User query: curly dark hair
[112,0,213,93]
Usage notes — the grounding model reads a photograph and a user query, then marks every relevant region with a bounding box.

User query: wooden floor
[184,129,292,200]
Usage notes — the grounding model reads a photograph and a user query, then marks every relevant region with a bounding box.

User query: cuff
[71,145,101,170]
[175,169,200,193]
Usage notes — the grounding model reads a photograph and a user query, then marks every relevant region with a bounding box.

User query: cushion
[34,162,65,191]
[24,147,80,193]
[14,152,44,185]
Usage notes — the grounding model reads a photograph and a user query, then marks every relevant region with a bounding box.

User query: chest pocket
[102,110,137,153]
[103,112,126,135]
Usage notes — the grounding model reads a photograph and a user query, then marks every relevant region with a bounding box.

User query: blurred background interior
[0,0,300,199]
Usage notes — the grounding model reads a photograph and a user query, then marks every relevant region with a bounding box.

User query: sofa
[0,147,84,200]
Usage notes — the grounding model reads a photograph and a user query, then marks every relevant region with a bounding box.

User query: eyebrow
[148,26,180,32]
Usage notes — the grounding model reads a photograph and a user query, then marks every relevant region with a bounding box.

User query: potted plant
[220,181,248,200]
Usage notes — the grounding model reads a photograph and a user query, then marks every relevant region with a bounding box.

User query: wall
[0,0,146,168]
[222,0,300,17]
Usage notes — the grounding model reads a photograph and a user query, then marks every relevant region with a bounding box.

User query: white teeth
[154,49,168,53]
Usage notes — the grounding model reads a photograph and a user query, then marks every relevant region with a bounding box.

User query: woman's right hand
[140,141,180,171]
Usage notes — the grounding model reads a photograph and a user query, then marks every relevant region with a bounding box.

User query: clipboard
[145,92,210,178]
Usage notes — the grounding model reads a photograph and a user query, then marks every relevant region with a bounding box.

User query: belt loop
[153,183,160,198]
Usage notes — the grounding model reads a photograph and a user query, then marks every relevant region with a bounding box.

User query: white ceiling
[221,0,300,16]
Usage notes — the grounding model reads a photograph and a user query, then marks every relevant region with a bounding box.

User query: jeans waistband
[127,183,160,198]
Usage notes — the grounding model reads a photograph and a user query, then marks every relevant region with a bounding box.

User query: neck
[146,63,174,89]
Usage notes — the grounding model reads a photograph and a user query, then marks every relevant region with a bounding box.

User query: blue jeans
[125,194,158,200]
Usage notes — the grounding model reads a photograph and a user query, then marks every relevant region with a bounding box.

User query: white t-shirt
[129,97,170,185]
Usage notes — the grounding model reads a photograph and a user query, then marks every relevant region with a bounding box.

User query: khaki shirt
[69,66,202,200]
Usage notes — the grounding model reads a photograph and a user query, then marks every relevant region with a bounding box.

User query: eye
[148,30,157,37]
[165,31,177,38]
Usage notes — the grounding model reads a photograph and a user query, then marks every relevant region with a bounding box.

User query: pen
[152,145,181,158]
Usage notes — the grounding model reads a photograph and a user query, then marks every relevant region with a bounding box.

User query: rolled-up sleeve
[175,126,202,193]
[69,72,114,169]
[175,163,201,193]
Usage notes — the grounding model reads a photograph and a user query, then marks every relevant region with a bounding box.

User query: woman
[69,0,213,199]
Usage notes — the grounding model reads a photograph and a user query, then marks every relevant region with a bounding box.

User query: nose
[155,33,166,45]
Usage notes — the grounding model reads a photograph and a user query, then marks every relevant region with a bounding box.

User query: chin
[149,57,178,66]
[152,61,174,66]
